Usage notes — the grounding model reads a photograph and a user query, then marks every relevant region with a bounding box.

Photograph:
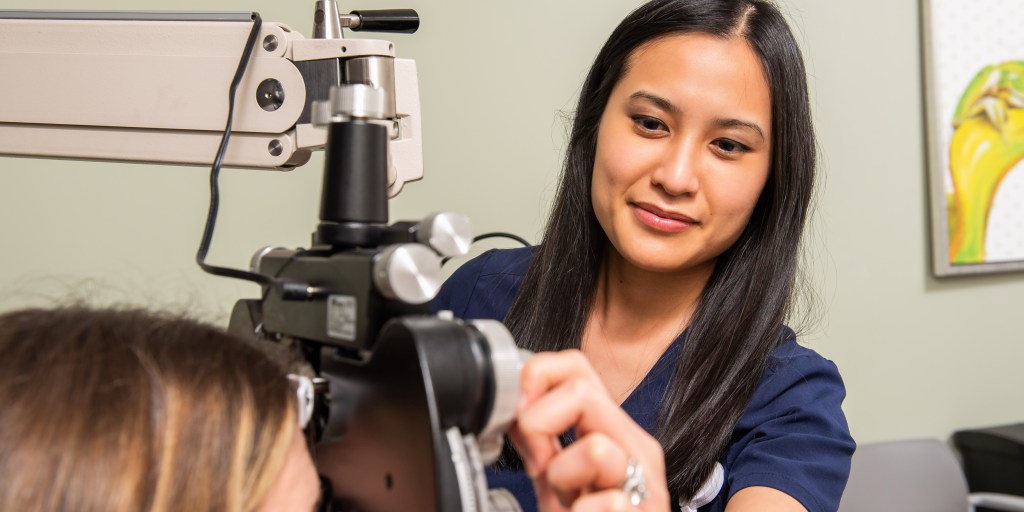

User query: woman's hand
[511,350,670,512]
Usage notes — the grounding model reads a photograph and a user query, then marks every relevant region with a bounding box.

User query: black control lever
[350,9,419,33]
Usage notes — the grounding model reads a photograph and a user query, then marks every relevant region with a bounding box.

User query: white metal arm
[0,9,423,196]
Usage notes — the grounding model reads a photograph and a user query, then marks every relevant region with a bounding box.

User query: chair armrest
[971,493,1024,512]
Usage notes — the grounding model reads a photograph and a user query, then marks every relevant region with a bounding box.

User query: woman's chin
[609,245,714,275]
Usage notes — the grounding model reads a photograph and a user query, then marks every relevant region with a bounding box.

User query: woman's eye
[631,115,667,134]
[712,138,749,155]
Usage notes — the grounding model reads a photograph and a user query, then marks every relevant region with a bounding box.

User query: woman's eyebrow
[629,91,680,115]
[714,118,766,143]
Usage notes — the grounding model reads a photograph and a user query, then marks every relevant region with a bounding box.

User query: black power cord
[195,13,275,288]
[472,232,530,248]
[441,232,532,266]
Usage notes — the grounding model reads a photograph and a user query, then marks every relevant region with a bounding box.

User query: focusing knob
[470,319,522,464]
[417,212,472,258]
[373,243,442,304]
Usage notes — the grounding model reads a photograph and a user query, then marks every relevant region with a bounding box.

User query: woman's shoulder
[444,246,535,287]
[469,246,536,277]
[720,328,854,512]
[433,247,535,320]
[755,328,848,414]
[765,328,844,384]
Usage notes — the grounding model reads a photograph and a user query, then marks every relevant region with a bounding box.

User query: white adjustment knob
[470,319,522,464]
[330,83,388,120]
[373,243,442,304]
[312,84,389,126]
[417,212,473,258]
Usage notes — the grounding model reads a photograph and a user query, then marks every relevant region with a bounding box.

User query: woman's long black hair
[503,0,816,501]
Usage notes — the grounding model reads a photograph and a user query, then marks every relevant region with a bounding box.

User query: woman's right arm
[725,487,806,512]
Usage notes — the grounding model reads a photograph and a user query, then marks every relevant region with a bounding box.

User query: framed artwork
[923,0,1024,276]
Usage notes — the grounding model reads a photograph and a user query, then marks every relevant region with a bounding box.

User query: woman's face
[591,33,772,274]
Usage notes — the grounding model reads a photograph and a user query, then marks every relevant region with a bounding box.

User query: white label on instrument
[327,295,356,341]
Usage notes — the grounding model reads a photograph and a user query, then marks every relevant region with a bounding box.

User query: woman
[0,307,321,512]
[434,0,855,511]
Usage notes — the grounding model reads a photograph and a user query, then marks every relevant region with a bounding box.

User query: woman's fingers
[515,352,661,476]
[508,422,562,479]
[516,350,623,470]
[512,349,669,512]
[545,432,630,507]
[519,373,637,439]
[519,350,606,406]
[569,489,632,512]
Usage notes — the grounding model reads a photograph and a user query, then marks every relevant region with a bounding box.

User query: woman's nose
[650,140,700,196]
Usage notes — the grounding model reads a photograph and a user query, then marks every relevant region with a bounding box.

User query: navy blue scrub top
[433,247,855,512]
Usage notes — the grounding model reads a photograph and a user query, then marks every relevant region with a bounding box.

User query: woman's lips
[631,203,697,232]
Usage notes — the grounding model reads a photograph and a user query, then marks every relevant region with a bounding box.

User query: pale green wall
[2,0,1022,446]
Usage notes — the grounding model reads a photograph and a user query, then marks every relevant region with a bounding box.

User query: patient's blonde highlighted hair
[0,307,298,512]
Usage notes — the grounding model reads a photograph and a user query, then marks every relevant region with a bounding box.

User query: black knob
[349,9,419,34]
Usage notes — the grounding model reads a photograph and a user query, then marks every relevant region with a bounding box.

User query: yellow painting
[948,61,1024,263]
[924,0,1024,276]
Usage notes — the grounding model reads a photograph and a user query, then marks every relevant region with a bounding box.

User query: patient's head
[0,307,320,512]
